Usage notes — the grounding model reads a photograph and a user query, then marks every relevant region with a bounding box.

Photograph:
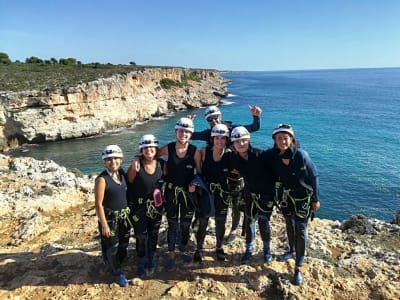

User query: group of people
[94,104,320,287]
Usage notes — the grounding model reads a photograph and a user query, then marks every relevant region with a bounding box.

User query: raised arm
[232,105,262,133]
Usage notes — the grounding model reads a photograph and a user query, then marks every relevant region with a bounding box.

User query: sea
[11,68,400,222]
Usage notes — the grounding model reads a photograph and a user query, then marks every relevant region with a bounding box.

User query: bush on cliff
[0,63,147,92]
[160,78,183,89]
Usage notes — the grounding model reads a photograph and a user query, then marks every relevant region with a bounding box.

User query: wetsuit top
[164,142,197,187]
[231,146,265,194]
[98,169,128,211]
[191,116,261,142]
[201,146,231,191]
[272,146,319,202]
[128,158,164,209]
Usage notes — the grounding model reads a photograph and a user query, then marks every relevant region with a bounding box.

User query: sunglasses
[206,115,219,122]
[204,108,219,116]
[212,129,228,135]
[231,133,249,139]
[102,149,122,155]
[176,122,193,128]
[140,139,158,145]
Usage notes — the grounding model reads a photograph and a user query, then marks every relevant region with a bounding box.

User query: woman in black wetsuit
[271,123,320,285]
[127,134,165,278]
[230,127,275,265]
[94,145,130,287]
[193,123,232,262]
[157,117,201,270]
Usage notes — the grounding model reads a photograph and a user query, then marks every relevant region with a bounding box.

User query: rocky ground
[0,154,399,299]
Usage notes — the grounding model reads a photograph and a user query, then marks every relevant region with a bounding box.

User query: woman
[127,134,164,278]
[193,123,232,262]
[230,127,275,265]
[271,123,320,286]
[157,117,201,270]
[94,145,130,287]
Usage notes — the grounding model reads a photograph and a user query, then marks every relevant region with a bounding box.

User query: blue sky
[1,0,399,71]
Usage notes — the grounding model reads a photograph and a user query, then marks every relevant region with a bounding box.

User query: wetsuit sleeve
[303,151,319,202]
[231,115,261,133]
[191,128,211,141]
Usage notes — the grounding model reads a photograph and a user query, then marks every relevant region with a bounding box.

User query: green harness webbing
[209,183,230,206]
[249,193,274,217]
[227,175,245,192]
[108,207,134,228]
[281,188,312,218]
[137,197,165,219]
[167,182,190,208]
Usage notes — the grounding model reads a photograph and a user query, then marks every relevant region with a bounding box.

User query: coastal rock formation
[0,155,399,299]
[0,68,228,149]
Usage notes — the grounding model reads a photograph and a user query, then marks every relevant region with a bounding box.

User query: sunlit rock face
[0,68,228,147]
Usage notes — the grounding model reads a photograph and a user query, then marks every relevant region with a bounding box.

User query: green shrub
[160,78,182,89]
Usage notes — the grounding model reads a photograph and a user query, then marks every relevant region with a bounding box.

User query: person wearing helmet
[126,134,165,278]
[189,104,262,143]
[192,123,233,263]
[157,117,201,270]
[190,104,262,243]
[230,127,276,265]
[94,145,130,287]
[269,123,320,285]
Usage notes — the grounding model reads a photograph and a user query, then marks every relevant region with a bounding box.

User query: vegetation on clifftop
[0,62,148,92]
[0,52,204,92]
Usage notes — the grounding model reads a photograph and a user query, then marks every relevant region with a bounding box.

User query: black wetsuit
[97,169,130,275]
[128,158,164,260]
[270,146,319,267]
[164,142,197,252]
[196,146,232,250]
[231,146,275,254]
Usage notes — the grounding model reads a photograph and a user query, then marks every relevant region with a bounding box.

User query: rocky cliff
[0,155,399,299]
[0,68,228,149]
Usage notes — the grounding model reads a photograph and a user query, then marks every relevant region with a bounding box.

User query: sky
[1,0,400,71]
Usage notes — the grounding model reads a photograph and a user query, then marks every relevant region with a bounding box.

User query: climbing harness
[137,194,165,219]
[166,182,190,208]
[105,207,133,232]
[210,183,230,206]
[274,181,312,219]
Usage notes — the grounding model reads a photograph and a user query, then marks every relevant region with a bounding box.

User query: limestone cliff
[0,68,228,149]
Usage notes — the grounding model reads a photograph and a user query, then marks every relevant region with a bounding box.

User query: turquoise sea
[12,68,400,222]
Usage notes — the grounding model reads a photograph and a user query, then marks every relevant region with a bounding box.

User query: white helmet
[204,105,221,121]
[101,145,123,160]
[139,134,159,150]
[272,123,295,138]
[230,126,250,142]
[211,124,230,137]
[175,117,194,133]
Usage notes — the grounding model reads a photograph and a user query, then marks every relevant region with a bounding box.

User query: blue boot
[293,268,304,285]
[263,249,273,263]
[115,273,129,287]
[240,250,252,264]
[277,252,295,262]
